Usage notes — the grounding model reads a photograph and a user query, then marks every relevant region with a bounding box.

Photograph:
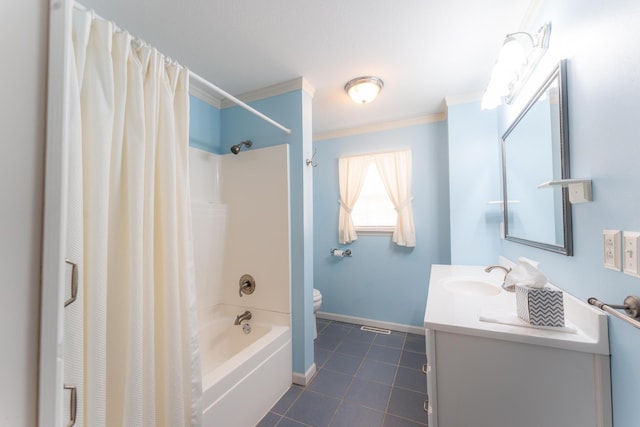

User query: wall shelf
[538,178,593,204]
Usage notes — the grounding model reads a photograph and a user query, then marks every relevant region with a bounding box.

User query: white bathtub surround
[190,145,292,424]
[190,145,291,316]
[191,200,228,325]
[63,7,202,426]
[189,149,222,204]
[220,145,291,313]
[200,305,291,426]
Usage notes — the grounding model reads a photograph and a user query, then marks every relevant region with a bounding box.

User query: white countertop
[425,265,610,355]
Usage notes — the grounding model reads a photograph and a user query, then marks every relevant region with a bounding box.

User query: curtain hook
[306,147,319,167]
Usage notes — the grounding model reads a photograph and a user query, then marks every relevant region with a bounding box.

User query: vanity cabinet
[425,265,612,427]
[425,328,611,427]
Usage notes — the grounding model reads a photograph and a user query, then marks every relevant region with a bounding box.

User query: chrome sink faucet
[234,310,252,325]
[484,265,514,292]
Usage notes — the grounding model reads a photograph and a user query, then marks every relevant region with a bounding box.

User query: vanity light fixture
[481,23,551,110]
[345,76,384,104]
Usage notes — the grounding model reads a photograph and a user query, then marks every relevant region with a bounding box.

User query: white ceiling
[80,0,534,136]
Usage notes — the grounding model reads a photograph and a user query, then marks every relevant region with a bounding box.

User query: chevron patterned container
[515,285,565,327]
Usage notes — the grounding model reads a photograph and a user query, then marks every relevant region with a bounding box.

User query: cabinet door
[434,331,599,427]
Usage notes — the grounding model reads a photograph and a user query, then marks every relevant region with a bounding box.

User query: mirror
[501,60,573,255]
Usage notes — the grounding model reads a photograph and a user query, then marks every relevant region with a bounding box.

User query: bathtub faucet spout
[234,310,252,325]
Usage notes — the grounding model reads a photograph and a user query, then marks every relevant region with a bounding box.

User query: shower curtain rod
[188,71,292,135]
[72,1,292,135]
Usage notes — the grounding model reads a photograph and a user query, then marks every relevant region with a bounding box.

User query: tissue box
[515,285,565,327]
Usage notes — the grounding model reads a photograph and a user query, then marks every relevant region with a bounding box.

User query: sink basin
[441,277,501,296]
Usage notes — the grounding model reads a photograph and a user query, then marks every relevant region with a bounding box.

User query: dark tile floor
[257,319,429,427]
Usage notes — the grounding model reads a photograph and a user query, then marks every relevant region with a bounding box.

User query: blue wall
[499,2,640,426]
[447,101,502,265]
[313,122,451,327]
[448,2,640,426]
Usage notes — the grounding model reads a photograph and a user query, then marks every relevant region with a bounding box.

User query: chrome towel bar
[588,295,640,329]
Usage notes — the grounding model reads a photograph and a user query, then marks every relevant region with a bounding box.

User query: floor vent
[360,325,391,335]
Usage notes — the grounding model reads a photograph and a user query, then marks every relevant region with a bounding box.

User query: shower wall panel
[190,148,226,323]
[221,145,291,314]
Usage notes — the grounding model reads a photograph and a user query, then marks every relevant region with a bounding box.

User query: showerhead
[230,140,252,155]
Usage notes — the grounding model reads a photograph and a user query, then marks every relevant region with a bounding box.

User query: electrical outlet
[603,229,621,271]
[623,231,640,277]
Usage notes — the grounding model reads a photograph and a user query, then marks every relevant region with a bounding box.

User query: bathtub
[200,304,291,426]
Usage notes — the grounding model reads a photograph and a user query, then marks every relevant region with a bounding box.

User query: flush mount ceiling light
[345,76,384,104]
[481,23,551,110]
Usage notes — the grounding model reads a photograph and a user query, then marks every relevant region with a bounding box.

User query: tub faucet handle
[239,281,251,296]
[238,274,256,297]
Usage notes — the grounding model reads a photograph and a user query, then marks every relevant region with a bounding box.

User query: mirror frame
[501,59,573,255]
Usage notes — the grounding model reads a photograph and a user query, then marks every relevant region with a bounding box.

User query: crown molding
[301,78,316,98]
[314,113,446,141]
[189,82,222,108]
[444,92,484,107]
[220,77,315,109]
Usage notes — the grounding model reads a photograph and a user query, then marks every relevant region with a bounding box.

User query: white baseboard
[316,312,424,335]
[292,362,316,386]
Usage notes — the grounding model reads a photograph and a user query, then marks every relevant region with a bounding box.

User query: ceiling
[81,0,534,136]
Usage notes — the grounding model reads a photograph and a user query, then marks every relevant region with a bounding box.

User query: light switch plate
[623,231,640,277]
[603,229,621,271]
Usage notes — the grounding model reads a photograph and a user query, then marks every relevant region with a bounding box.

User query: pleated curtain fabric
[337,150,416,247]
[337,155,371,244]
[374,150,416,247]
[70,9,202,426]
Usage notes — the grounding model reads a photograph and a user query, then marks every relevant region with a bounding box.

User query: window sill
[355,226,395,235]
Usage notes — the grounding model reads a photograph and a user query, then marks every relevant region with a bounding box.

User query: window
[351,163,396,232]
[338,149,416,247]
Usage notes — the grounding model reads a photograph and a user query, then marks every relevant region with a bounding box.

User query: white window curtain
[338,150,416,247]
[70,9,201,426]
[374,150,416,247]
[338,155,372,244]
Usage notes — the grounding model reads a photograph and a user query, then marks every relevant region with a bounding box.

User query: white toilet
[313,288,322,340]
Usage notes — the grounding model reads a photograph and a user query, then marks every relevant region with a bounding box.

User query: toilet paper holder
[330,248,352,257]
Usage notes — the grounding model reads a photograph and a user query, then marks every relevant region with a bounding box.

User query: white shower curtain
[70,9,201,426]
